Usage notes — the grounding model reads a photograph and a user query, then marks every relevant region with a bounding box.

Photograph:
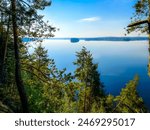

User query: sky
[40,0,141,37]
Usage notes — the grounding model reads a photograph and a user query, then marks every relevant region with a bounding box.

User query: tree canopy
[127,0,150,34]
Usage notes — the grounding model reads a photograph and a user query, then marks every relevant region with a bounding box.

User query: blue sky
[41,0,139,37]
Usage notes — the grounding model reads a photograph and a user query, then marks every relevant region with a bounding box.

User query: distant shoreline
[49,37,148,42]
[22,36,148,42]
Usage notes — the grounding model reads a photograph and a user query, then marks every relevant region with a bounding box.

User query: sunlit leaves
[114,75,147,113]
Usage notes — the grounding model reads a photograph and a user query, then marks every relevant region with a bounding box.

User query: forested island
[0,0,150,113]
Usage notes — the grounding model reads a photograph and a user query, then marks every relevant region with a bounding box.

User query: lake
[41,39,150,110]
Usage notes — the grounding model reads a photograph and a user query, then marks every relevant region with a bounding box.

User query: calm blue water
[41,39,150,110]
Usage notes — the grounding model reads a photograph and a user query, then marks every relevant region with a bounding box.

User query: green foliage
[127,0,150,77]
[0,0,148,112]
[0,101,13,113]
[0,41,148,113]
[114,75,147,113]
[0,25,21,112]
[105,94,115,112]
[127,0,149,34]
[0,0,55,112]
[20,43,74,112]
[74,47,105,112]
[0,0,55,38]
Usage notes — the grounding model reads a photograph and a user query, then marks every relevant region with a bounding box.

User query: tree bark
[0,16,10,84]
[11,0,29,112]
[0,34,6,84]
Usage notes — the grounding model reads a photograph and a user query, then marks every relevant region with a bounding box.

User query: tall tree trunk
[83,79,88,113]
[0,16,10,84]
[0,38,7,84]
[0,34,6,84]
[11,0,29,112]
[83,86,87,113]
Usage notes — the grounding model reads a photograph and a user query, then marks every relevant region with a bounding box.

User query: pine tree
[127,0,150,77]
[20,42,74,112]
[0,0,55,112]
[127,0,150,34]
[0,1,11,84]
[74,47,104,112]
[114,75,147,113]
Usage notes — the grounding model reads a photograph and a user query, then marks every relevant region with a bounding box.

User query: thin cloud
[78,17,100,22]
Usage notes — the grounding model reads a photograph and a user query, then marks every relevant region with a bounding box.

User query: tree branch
[128,20,148,27]
[21,62,50,80]
[21,68,52,86]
